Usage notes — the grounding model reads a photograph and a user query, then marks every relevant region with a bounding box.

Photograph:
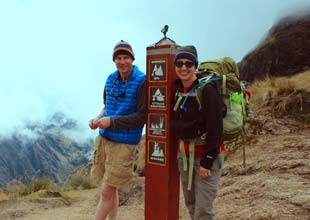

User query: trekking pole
[242,131,246,168]
[241,93,247,168]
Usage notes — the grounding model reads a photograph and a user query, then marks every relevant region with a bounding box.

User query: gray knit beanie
[174,45,198,67]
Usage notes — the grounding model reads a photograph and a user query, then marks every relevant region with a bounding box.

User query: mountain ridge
[0,112,92,187]
[239,13,310,81]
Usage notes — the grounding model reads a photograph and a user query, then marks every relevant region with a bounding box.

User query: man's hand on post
[94,117,111,129]
[89,118,99,129]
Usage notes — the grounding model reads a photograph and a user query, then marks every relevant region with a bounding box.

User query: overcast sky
[0,0,309,139]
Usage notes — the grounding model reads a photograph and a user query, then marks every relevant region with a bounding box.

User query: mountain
[0,112,93,187]
[239,13,310,81]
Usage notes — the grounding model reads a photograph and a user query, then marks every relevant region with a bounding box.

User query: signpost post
[145,27,180,220]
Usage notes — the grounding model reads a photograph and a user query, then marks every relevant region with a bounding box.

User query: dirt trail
[0,189,97,220]
[217,127,310,220]
[22,189,97,220]
[0,177,188,220]
[0,188,144,220]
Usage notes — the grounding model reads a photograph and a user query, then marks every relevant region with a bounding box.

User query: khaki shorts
[90,136,137,189]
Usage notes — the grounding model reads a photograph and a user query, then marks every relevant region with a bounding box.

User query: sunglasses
[174,61,195,68]
[110,77,128,98]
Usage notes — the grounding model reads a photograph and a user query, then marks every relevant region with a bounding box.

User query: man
[172,46,224,220]
[89,40,146,220]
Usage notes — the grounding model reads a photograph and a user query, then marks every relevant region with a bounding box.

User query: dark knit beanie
[112,40,135,61]
[174,45,198,67]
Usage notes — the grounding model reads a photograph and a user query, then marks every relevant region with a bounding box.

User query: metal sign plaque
[148,113,166,137]
[149,86,167,109]
[148,140,166,165]
[149,59,167,82]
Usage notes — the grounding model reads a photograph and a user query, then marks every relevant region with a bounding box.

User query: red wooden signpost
[145,30,181,220]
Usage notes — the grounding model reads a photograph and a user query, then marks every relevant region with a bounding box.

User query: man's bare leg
[95,184,117,220]
[107,190,119,219]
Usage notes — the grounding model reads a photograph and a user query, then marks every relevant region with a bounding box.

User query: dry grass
[0,174,99,202]
[1,178,58,201]
[250,70,310,122]
[0,188,9,201]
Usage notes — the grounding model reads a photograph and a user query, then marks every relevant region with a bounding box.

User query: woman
[172,45,224,220]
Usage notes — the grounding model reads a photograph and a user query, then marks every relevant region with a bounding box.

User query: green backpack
[196,56,247,142]
[173,57,247,190]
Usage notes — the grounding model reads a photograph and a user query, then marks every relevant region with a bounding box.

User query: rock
[239,14,310,82]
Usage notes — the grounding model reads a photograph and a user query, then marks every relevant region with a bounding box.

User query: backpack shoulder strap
[173,72,222,112]
[195,72,223,109]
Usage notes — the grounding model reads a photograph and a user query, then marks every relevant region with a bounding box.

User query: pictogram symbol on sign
[152,65,163,77]
[152,88,165,101]
[149,59,167,82]
[149,86,167,109]
[148,114,166,137]
[148,141,166,165]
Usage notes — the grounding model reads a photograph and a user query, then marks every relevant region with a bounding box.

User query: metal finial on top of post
[161,25,168,39]
[155,25,176,46]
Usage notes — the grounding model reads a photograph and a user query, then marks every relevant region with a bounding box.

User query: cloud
[0,0,309,140]
[0,79,47,135]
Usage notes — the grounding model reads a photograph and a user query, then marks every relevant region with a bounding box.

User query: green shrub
[64,174,97,190]
[30,178,58,193]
